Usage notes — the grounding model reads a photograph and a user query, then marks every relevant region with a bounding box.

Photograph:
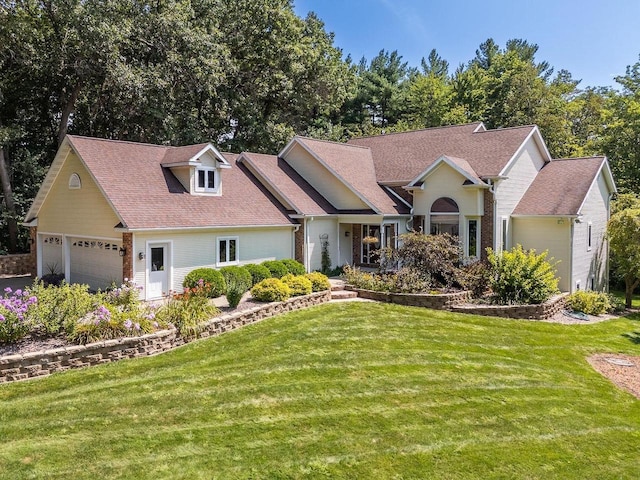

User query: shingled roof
[238,152,337,216]
[348,123,543,183]
[292,137,410,215]
[63,136,294,230]
[513,157,607,216]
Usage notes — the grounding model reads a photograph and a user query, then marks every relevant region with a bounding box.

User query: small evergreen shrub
[220,266,253,308]
[156,284,219,337]
[566,290,613,315]
[281,259,306,276]
[183,268,226,298]
[261,260,289,279]
[487,245,559,305]
[305,272,331,292]
[282,274,313,296]
[251,278,290,302]
[243,264,271,286]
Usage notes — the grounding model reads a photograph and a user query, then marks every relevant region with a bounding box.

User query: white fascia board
[511,214,578,219]
[193,144,232,168]
[383,185,412,209]
[285,137,381,214]
[498,126,552,177]
[408,155,481,187]
[118,224,297,233]
[576,158,617,215]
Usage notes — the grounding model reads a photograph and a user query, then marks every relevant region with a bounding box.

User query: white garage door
[69,238,122,290]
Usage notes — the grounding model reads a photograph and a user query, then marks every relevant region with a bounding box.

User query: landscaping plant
[251,278,291,302]
[0,288,37,343]
[183,268,227,298]
[304,272,331,292]
[243,264,271,286]
[487,245,559,304]
[566,290,614,315]
[220,266,253,308]
[157,282,219,337]
[281,259,306,276]
[281,274,313,297]
[261,260,289,278]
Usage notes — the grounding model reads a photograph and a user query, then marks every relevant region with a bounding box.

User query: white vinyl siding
[305,218,339,272]
[132,227,293,297]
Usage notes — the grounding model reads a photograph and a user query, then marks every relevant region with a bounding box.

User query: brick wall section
[122,233,133,281]
[352,224,361,265]
[294,224,304,265]
[449,294,568,320]
[0,254,35,276]
[0,290,331,383]
[480,189,494,260]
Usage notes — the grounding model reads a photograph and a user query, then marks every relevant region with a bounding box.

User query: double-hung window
[217,237,238,266]
[196,167,216,192]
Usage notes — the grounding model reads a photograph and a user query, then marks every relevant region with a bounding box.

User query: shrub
[487,245,559,305]
[220,266,253,308]
[282,274,313,296]
[458,260,491,298]
[281,259,306,276]
[343,265,391,292]
[104,280,143,309]
[261,260,289,278]
[183,268,226,298]
[156,284,219,337]
[0,288,38,343]
[392,267,432,293]
[251,278,290,302]
[305,272,331,292]
[40,273,65,287]
[566,290,613,315]
[26,281,97,335]
[69,304,161,344]
[243,264,271,286]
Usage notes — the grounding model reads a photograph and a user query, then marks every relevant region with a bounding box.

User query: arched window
[430,197,459,236]
[68,173,81,189]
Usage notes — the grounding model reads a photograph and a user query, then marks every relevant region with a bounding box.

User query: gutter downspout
[570,218,575,293]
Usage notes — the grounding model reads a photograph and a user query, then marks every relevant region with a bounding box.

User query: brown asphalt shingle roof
[160,143,210,165]
[513,157,606,216]
[348,123,537,182]
[67,136,294,229]
[294,137,409,215]
[239,152,337,215]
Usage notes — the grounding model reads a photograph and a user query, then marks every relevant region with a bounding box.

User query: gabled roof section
[283,137,408,215]
[161,143,231,168]
[348,123,540,182]
[513,157,614,216]
[238,152,337,216]
[407,155,484,188]
[28,135,293,230]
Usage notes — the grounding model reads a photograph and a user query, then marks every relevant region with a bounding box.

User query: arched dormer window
[430,197,459,236]
[68,173,81,190]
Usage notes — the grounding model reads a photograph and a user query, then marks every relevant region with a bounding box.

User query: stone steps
[330,290,358,300]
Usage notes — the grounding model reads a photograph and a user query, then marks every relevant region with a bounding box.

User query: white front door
[147,243,169,299]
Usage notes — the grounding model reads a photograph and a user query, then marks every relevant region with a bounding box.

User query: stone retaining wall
[0,254,35,276]
[0,291,331,384]
[449,294,568,320]
[347,287,471,309]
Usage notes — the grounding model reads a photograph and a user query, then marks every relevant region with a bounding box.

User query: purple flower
[152,321,159,328]
[134,322,140,330]
[14,289,22,296]
[28,296,37,304]
[124,319,133,330]
[0,314,4,322]
[3,287,11,293]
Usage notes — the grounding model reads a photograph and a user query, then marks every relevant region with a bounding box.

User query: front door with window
[147,243,169,299]
[362,225,381,264]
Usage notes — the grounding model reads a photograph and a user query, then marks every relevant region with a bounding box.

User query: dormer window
[196,167,217,193]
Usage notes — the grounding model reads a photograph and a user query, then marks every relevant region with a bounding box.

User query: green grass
[2,302,640,479]
[612,289,640,308]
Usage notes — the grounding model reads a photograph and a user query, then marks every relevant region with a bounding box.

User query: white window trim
[217,236,239,266]
[195,166,218,193]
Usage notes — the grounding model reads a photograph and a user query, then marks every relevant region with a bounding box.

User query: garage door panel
[69,238,122,290]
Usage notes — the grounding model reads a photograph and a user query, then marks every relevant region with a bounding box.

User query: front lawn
[2,303,640,479]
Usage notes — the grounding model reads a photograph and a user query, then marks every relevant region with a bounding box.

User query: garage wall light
[138,252,145,260]
[119,247,127,257]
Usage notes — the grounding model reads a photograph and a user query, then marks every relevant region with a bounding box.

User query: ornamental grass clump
[304,272,331,292]
[281,274,313,297]
[487,245,559,305]
[157,283,219,337]
[0,288,38,343]
[251,278,290,302]
[220,266,253,308]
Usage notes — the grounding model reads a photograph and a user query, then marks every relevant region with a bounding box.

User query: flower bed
[0,291,330,383]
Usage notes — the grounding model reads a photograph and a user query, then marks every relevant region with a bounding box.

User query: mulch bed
[588,354,640,400]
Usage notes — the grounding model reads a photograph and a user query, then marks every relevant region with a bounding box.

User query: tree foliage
[607,208,640,308]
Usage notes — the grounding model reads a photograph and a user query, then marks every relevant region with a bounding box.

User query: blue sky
[293,0,640,89]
